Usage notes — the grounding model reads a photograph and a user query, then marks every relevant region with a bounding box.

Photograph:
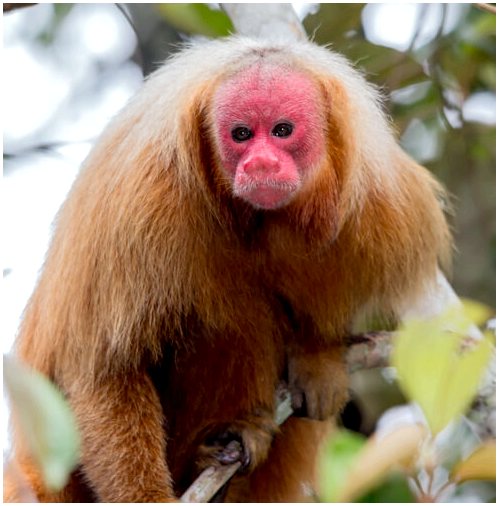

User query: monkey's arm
[287,343,349,420]
[67,372,175,502]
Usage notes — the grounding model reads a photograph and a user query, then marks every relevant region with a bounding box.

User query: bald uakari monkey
[5,36,451,502]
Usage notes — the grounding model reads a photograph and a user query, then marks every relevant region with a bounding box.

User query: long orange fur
[5,37,451,502]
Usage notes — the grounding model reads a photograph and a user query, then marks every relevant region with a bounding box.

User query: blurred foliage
[319,302,495,502]
[319,426,421,502]
[392,301,494,435]
[451,440,496,483]
[302,4,496,306]
[156,4,233,38]
[4,355,80,491]
[318,429,365,502]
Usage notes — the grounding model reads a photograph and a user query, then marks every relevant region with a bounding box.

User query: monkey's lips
[235,180,299,210]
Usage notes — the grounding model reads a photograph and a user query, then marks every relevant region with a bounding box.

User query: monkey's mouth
[235,180,299,210]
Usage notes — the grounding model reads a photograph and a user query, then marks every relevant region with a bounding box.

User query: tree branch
[3,4,36,13]
[180,327,495,502]
[179,334,391,502]
[473,3,496,14]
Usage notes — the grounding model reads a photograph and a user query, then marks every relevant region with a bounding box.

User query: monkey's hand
[196,411,277,473]
[288,345,349,420]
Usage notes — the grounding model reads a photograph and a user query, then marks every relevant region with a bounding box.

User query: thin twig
[346,331,393,373]
[3,3,36,13]
[180,333,393,502]
[473,3,496,14]
[180,326,495,502]
[180,387,293,502]
[180,463,240,503]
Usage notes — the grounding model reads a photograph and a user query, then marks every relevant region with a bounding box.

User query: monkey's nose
[242,154,280,175]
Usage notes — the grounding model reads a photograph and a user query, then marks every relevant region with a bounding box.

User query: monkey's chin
[236,183,298,210]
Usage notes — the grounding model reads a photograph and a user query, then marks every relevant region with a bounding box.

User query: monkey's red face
[213,64,326,210]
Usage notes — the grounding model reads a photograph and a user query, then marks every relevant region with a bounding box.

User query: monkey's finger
[216,440,244,465]
[304,390,321,420]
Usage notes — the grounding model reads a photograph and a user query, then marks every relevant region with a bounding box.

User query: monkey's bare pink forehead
[213,63,321,120]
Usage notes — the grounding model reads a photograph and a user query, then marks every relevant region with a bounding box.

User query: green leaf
[319,425,426,502]
[4,355,80,491]
[156,4,233,38]
[357,473,415,503]
[318,430,366,502]
[391,303,494,435]
[338,424,427,502]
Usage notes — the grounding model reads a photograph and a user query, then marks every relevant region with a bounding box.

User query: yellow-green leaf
[459,299,494,327]
[392,304,493,435]
[4,355,80,491]
[451,441,496,483]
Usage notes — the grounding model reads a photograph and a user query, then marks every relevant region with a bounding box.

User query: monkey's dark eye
[231,126,253,142]
[272,123,294,138]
